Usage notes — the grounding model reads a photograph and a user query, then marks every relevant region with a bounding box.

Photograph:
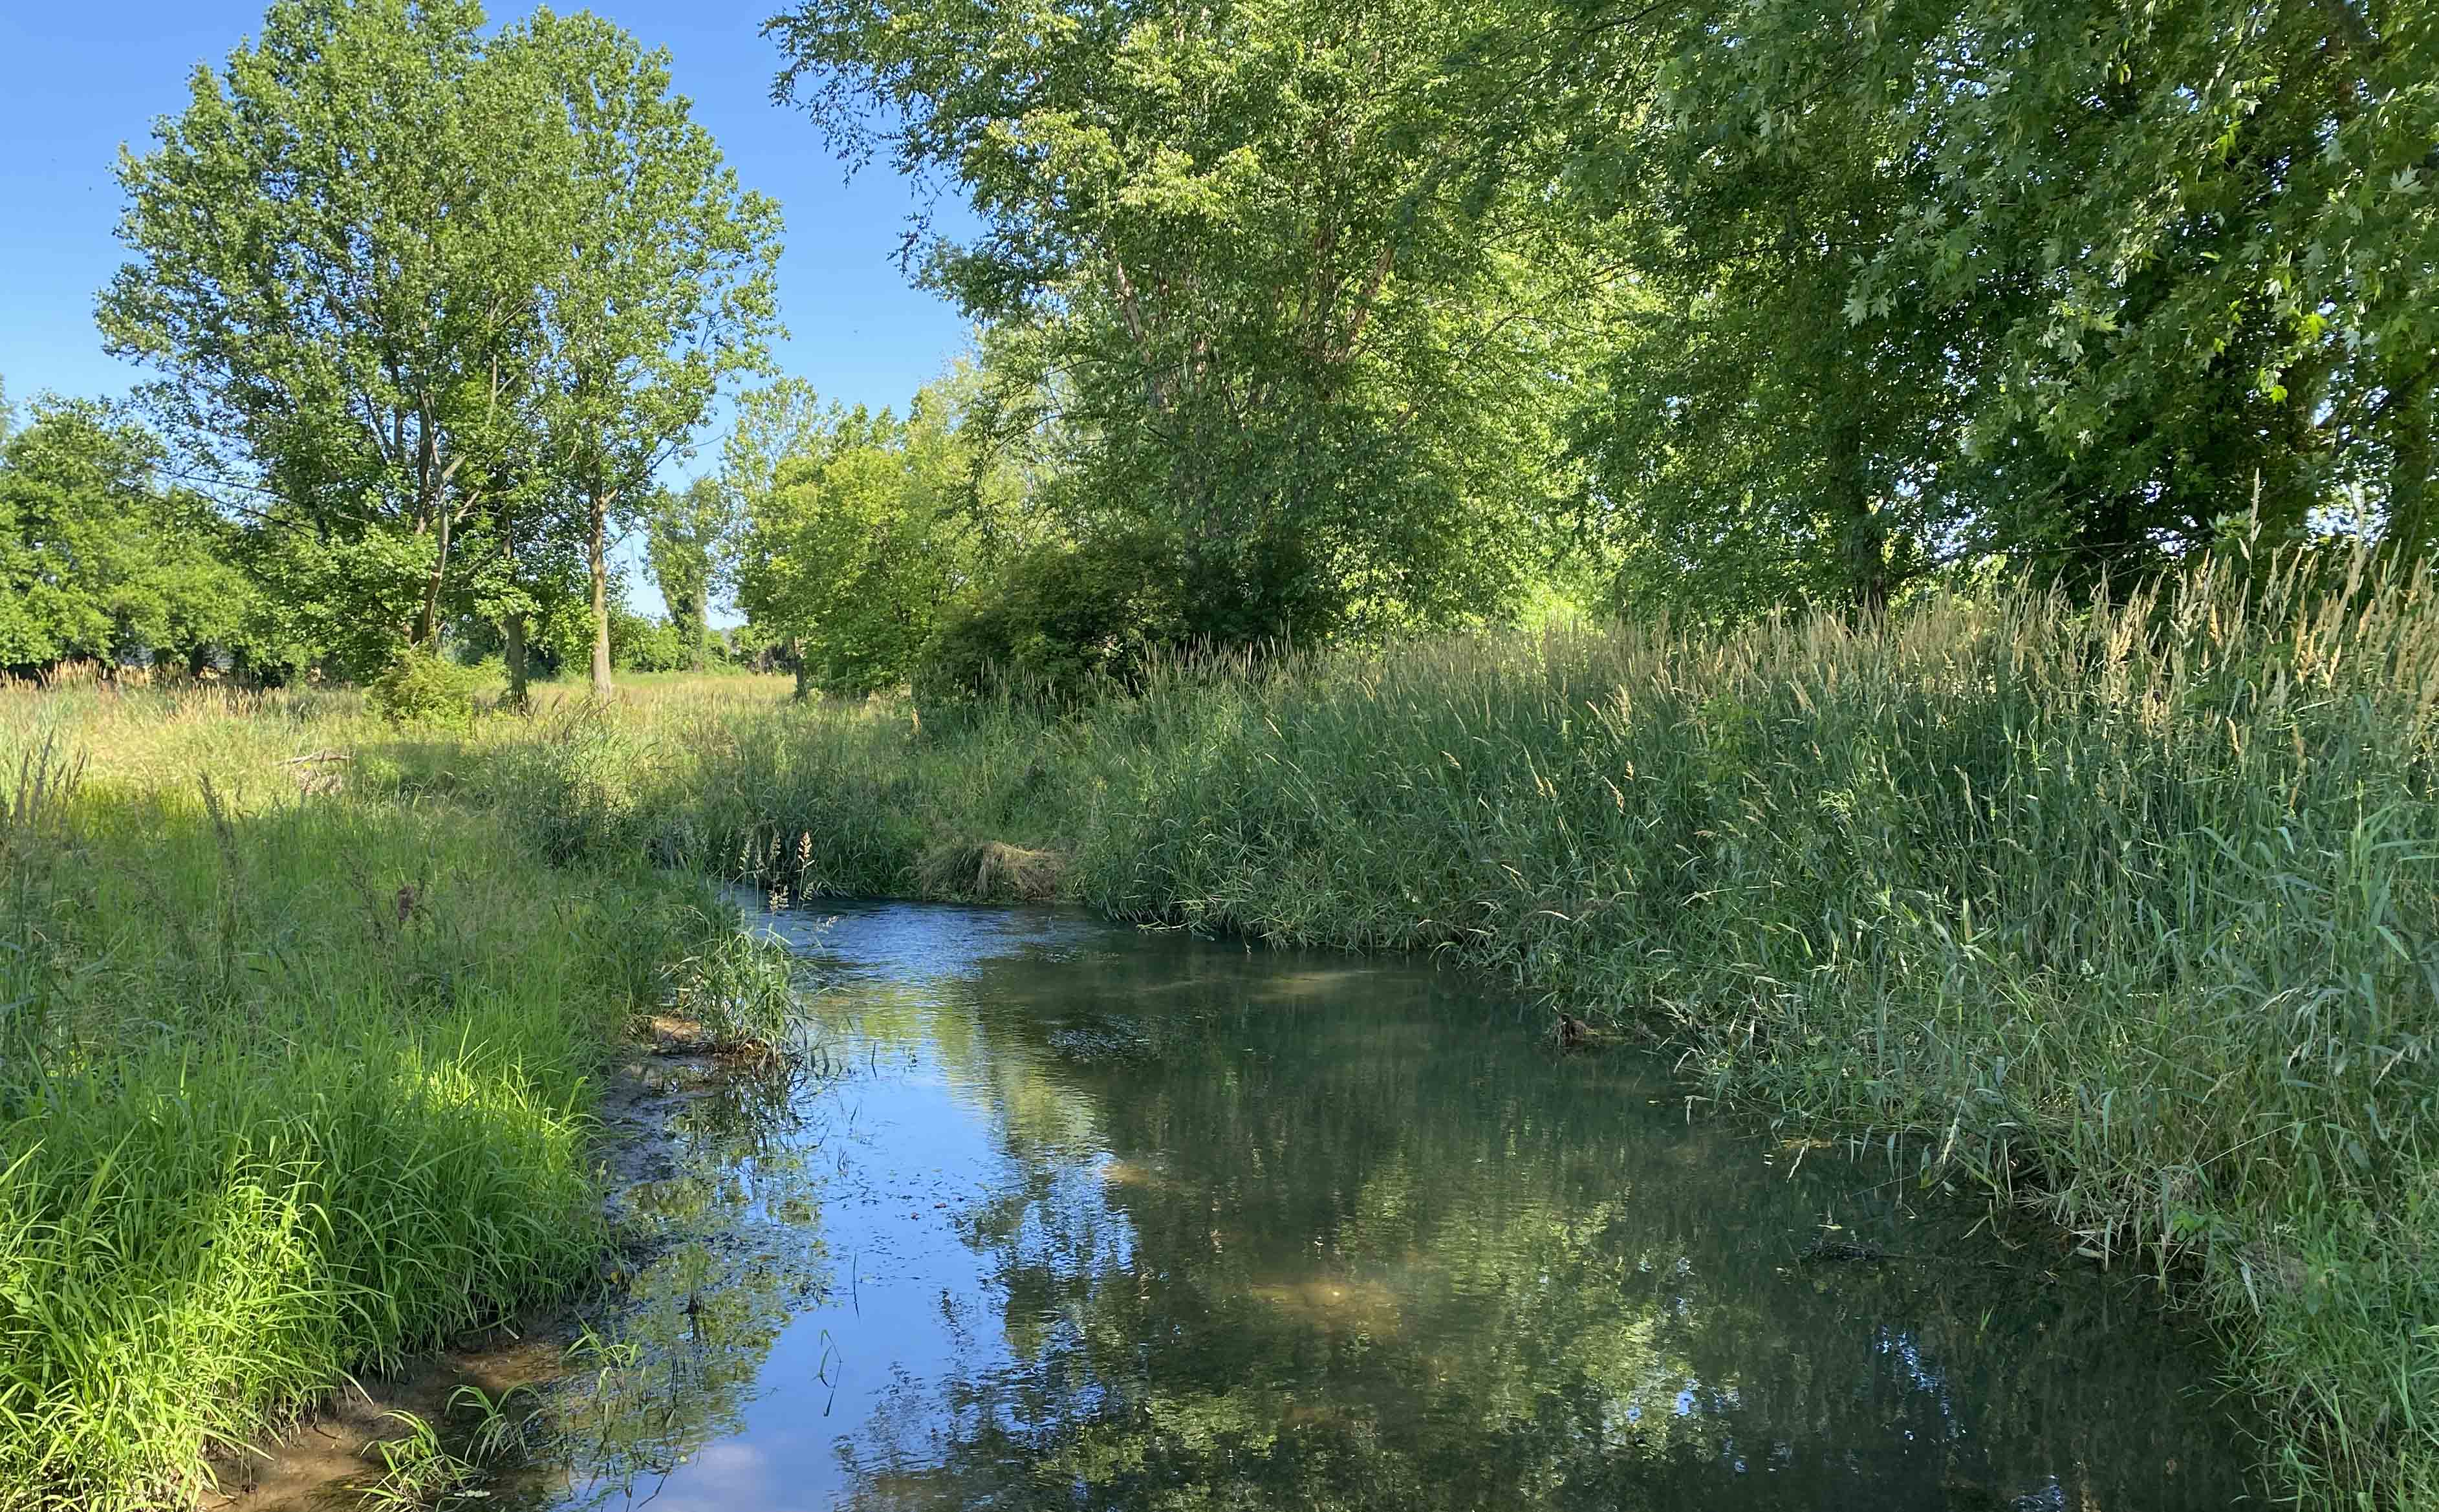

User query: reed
[448,543,2434,1507]
[5,538,2433,1507]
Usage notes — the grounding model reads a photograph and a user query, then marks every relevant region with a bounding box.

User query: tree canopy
[0,396,276,678]
[96,0,778,690]
[20,0,2429,693]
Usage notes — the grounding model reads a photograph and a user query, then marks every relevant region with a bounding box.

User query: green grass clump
[439,545,2433,1507]
[0,698,750,1509]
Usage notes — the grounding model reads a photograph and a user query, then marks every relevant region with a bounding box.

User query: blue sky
[0,1,975,470]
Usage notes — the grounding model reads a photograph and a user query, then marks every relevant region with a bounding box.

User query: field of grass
[4,543,2434,1508]
[0,676,792,1510]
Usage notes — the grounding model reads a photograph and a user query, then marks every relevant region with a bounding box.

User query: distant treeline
[6,0,2433,693]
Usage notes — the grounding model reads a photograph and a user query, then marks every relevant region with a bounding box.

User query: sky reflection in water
[533,899,2253,1512]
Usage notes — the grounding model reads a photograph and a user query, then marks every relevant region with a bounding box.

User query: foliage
[730,387,970,697]
[645,477,726,671]
[100,0,550,658]
[611,608,699,673]
[0,396,277,676]
[369,646,494,726]
[492,7,782,695]
[100,0,779,693]
[914,530,1180,705]
[1460,0,2439,590]
[770,0,1583,648]
[660,923,805,1052]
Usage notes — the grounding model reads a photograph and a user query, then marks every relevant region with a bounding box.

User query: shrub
[914,532,1178,707]
[369,648,490,726]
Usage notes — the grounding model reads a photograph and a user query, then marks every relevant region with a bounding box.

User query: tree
[1554,67,1988,617]
[493,8,782,698]
[733,400,964,697]
[100,0,548,667]
[1465,0,2439,590]
[0,396,272,676]
[645,477,727,671]
[770,0,1581,652]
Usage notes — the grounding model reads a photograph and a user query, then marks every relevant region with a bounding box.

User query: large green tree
[770,0,1583,651]
[1556,72,1988,616]
[494,8,783,698]
[100,0,548,665]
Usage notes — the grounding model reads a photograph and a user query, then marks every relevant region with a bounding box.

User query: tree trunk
[503,612,530,711]
[789,637,812,700]
[1827,420,1887,616]
[417,504,453,647]
[589,493,614,699]
[2391,393,2434,565]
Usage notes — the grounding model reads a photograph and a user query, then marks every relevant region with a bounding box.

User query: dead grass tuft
[916,839,1068,901]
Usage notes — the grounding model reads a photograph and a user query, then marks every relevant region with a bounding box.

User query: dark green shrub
[914,532,1178,707]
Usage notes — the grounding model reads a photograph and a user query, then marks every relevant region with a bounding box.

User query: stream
[306,898,2259,1510]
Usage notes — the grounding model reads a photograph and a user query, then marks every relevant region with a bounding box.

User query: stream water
[459,899,2255,1511]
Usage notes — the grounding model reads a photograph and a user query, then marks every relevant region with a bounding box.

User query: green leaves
[100,1,781,686]
[1464,0,2439,602]
[494,8,782,509]
[0,396,268,675]
[101,0,517,657]
[645,477,728,671]
[772,0,1579,644]
[730,380,972,697]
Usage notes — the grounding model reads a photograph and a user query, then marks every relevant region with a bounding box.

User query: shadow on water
[371,898,2259,1511]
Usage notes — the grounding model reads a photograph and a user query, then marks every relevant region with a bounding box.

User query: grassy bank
[0,681,781,1510]
[6,546,2434,1507]
[421,551,2436,1507]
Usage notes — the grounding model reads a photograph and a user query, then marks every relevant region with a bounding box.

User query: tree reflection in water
[541,1055,834,1510]
[508,902,2253,1512]
[789,905,2252,1512]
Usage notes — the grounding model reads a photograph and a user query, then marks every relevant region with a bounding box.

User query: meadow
[3,543,2434,1508]
[0,675,792,1511]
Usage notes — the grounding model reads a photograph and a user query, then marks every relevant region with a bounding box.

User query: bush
[914,532,1178,707]
[369,648,492,726]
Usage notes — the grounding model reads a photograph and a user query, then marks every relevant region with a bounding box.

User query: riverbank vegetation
[411,547,2427,1509]
[0,677,797,1510]
[4,544,2434,1504]
[3,0,2434,1503]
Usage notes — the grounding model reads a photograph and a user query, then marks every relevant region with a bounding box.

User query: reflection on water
[530,899,2254,1511]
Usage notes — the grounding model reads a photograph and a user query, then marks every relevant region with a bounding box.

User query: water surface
[538,900,2254,1511]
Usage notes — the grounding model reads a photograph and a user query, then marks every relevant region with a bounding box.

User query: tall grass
[0,687,765,1509]
[440,545,2437,1507]
[6,543,2433,1507]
